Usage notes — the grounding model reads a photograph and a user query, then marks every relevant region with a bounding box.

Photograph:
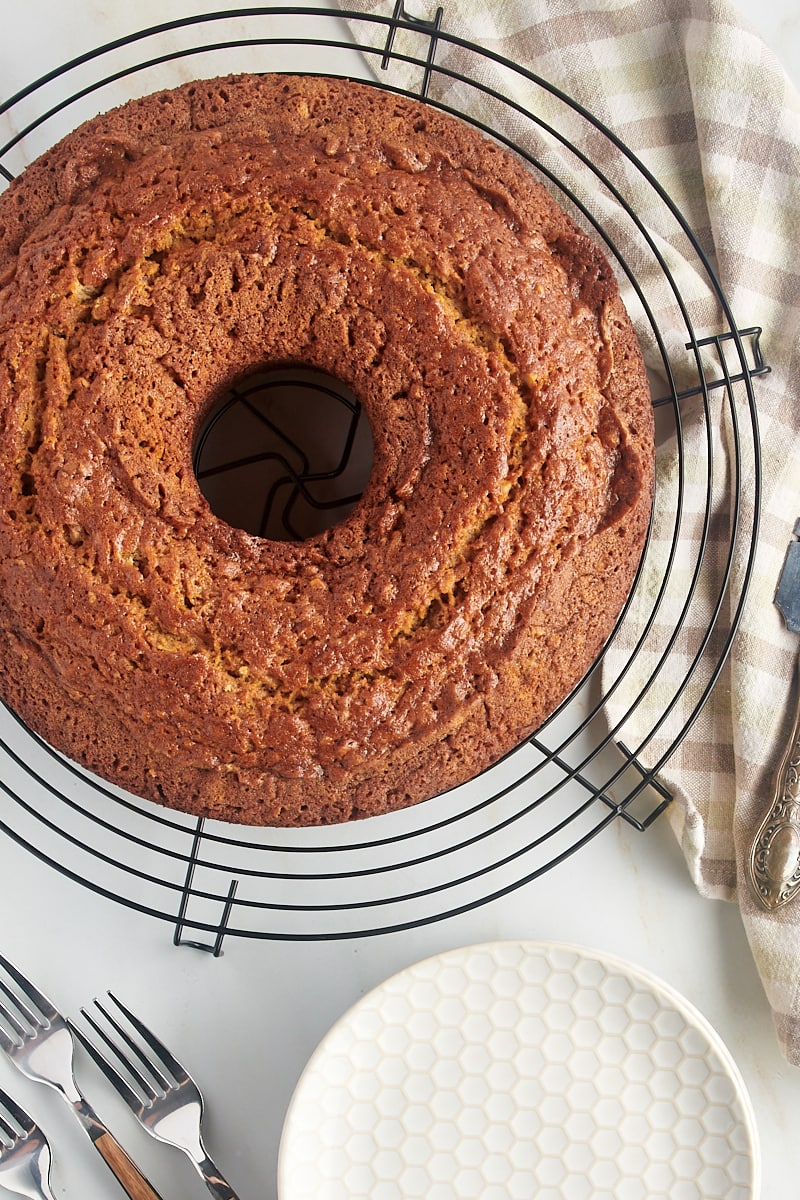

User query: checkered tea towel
[334,0,800,1063]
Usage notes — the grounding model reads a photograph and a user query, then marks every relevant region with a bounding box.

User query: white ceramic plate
[278,941,760,1200]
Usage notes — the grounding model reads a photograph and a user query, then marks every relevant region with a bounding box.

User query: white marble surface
[737,0,800,73]
[0,3,798,1199]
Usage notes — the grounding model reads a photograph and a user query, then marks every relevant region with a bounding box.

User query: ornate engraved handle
[748,652,800,910]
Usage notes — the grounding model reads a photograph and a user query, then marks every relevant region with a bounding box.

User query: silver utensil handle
[74,1100,165,1200]
[748,651,800,910]
[196,1155,241,1200]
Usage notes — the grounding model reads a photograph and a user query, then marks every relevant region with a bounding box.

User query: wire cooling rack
[0,3,766,948]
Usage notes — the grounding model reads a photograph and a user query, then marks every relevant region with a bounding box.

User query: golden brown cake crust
[0,74,654,826]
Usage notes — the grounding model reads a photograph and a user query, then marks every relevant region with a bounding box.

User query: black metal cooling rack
[0,2,766,949]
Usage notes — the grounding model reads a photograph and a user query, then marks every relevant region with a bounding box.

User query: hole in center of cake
[193,365,374,541]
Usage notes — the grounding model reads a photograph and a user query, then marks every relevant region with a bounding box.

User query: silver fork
[0,1085,56,1200]
[76,993,241,1200]
[0,952,164,1200]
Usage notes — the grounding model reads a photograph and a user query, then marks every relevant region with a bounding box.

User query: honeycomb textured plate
[278,941,759,1200]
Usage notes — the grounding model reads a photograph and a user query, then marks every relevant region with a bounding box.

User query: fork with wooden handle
[0,952,164,1200]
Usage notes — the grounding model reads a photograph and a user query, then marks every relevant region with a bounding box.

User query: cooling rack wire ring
[0,4,765,949]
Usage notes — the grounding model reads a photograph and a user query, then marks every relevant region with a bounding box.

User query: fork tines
[0,1085,34,1144]
[76,994,182,1111]
[0,953,57,1049]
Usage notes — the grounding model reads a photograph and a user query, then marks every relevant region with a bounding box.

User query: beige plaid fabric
[335,0,800,1062]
